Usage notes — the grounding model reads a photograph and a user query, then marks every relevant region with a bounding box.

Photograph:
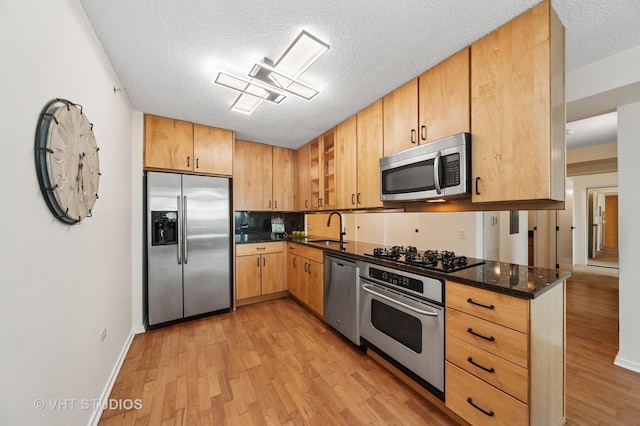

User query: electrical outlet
[100,328,107,343]
[458,230,466,240]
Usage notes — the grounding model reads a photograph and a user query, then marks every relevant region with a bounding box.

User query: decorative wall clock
[35,99,100,224]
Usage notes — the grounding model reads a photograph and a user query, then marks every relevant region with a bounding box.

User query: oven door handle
[361,284,438,317]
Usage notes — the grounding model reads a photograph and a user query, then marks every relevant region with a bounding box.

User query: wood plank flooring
[99,298,455,425]
[101,272,640,425]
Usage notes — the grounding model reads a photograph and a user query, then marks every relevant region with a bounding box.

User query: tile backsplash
[235,211,304,239]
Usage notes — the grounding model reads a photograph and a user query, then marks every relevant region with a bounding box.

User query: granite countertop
[284,237,570,299]
[235,233,288,244]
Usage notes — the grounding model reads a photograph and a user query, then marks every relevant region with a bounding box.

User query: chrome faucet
[327,211,346,245]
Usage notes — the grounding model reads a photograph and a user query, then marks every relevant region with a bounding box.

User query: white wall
[498,211,528,265]
[346,212,482,257]
[616,101,640,372]
[570,173,618,265]
[0,0,134,424]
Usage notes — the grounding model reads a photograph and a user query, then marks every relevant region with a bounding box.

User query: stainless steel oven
[359,261,445,399]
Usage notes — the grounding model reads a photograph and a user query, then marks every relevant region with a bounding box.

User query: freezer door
[182,175,231,316]
[147,172,184,325]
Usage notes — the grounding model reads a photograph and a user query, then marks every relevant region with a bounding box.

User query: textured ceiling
[79,0,640,149]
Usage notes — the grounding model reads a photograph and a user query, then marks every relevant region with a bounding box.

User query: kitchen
[2,0,640,425]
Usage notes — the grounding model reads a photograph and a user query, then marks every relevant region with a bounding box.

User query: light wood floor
[101,273,640,425]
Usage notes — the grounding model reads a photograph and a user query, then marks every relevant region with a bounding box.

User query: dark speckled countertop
[285,238,569,299]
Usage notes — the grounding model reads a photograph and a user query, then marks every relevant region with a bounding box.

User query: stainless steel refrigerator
[145,172,231,326]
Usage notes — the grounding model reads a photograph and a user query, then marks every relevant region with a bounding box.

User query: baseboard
[87,327,142,426]
[614,351,640,373]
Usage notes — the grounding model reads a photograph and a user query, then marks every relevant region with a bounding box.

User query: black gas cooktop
[365,245,485,273]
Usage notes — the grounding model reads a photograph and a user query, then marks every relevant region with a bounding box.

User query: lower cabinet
[235,242,285,304]
[444,281,565,426]
[287,243,324,316]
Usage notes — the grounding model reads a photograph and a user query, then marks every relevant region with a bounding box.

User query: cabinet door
[418,47,470,144]
[356,100,384,208]
[296,258,310,304]
[261,252,285,294]
[287,254,300,299]
[193,124,233,176]
[307,260,324,317]
[296,144,310,211]
[144,115,193,171]
[272,147,295,211]
[235,255,262,300]
[383,79,418,156]
[321,129,337,210]
[233,140,273,210]
[336,116,358,209]
[471,1,564,203]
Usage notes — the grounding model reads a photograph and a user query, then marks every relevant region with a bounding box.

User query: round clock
[35,99,100,225]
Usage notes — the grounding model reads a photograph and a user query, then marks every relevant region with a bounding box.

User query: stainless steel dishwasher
[323,253,360,345]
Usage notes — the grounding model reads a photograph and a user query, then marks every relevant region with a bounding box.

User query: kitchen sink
[307,239,349,245]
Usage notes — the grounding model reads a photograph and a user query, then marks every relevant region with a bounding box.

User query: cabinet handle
[293,258,297,267]
[467,357,495,373]
[269,200,272,208]
[467,328,495,342]
[187,156,190,167]
[304,262,308,272]
[410,129,416,144]
[475,177,481,195]
[357,193,361,204]
[263,257,265,266]
[196,158,199,169]
[351,194,355,205]
[256,247,266,251]
[467,298,495,310]
[274,200,277,209]
[466,398,494,417]
[420,125,426,141]
[256,257,260,267]
[307,263,311,274]
[305,200,308,209]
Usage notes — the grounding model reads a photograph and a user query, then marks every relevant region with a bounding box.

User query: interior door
[557,179,574,270]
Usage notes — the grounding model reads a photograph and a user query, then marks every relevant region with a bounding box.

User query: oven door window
[371,299,422,353]
[381,159,436,194]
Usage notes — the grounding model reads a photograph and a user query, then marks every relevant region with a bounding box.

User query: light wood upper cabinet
[300,129,337,211]
[471,0,565,203]
[356,100,384,209]
[336,115,358,209]
[296,144,310,211]
[383,79,419,156]
[193,124,233,175]
[418,47,470,144]
[272,146,295,211]
[336,101,384,210]
[233,140,273,211]
[144,115,193,172]
[144,114,234,176]
[234,140,295,211]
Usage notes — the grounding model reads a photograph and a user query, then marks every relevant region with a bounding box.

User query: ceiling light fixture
[213,30,329,114]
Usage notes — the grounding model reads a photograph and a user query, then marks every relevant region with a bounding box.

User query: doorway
[587,186,619,268]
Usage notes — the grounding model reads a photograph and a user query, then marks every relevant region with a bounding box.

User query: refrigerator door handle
[183,195,188,264]
[177,196,182,265]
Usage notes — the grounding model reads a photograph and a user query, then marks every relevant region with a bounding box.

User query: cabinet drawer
[446,281,529,333]
[236,242,283,256]
[447,308,528,368]
[287,243,324,263]
[446,362,528,426]
[446,335,528,403]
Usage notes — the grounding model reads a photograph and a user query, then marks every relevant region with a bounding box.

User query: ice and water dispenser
[151,211,178,246]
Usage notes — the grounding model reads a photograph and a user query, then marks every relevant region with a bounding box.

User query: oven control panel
[365,263,444,305]
[369,268,423,293]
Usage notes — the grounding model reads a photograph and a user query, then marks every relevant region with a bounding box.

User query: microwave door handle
[434,151,443,195]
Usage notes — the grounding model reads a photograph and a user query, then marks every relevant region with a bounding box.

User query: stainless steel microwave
[380,132,471,201]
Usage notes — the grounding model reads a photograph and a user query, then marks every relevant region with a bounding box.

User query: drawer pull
[467,397,495,417]
[467,298,495,310]
[467,357,495,373]
[256,247,266,251]
[467,328,495,342]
